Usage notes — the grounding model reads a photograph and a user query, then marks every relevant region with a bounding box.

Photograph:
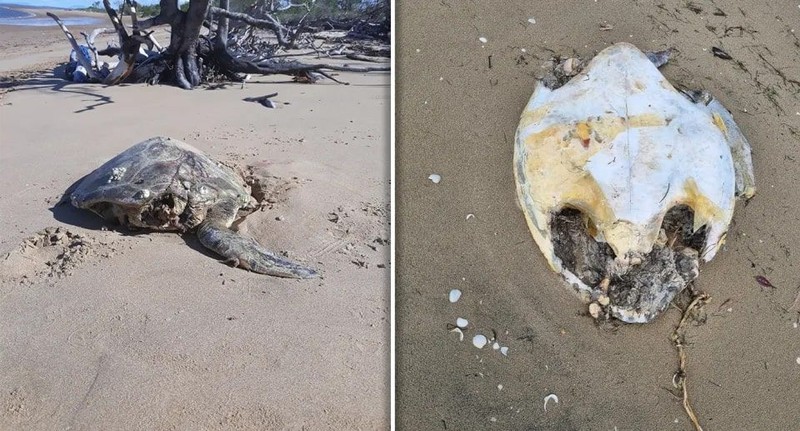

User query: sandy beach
[0,5,390,430]
[397,1,800,430]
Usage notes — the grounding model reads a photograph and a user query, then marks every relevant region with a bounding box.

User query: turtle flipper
[197,221,318,278]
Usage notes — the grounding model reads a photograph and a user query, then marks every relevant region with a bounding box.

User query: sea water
[0,6,101,26]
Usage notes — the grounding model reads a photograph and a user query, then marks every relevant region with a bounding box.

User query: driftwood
[47,0,389,90]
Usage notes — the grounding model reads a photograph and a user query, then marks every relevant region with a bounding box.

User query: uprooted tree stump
[49,0,390,89]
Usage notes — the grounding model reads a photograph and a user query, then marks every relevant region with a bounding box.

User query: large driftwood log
[48,0,389,89]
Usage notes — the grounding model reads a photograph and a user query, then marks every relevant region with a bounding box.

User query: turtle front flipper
[197,199,318,279]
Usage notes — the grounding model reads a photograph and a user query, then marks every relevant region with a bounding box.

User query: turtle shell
[514,42,754,322]
[71,137,252,230]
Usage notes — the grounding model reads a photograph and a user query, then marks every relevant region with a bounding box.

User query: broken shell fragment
[449,327,465,341]
[456,317,469,328]
[449,289,462,303]
[500,346,509,356]
[428,174,442,184]
[514,43,755,323]
[472,334,488,349]
[543,394,559,411]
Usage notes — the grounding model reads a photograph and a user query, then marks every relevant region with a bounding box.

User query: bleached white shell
[456,317,468,328]
[514,43,755,322]
[449,289,462,303]
[472,334,487,349]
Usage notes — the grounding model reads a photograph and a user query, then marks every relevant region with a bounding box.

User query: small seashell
[466,213,475,220]
[527,18,536,24]
[472,334,488,349]
[497,384,504,390]
[456,317,469,328]
[598,295,610,306]
[478,36,488,43]
[449,327,464,341]
[543,394,559,411]
[500,346,509,356]
[796,357,800,365]
[492,342,500,350]
[428,174,441,184]
[589,302,602,319]
[449,289,462,303]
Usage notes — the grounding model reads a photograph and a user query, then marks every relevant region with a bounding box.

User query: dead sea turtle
[71,136,317,278]
[514,42,755,323]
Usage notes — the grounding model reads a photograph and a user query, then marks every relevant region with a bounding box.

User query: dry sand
[0,6,390,430]
[397,1,800,430]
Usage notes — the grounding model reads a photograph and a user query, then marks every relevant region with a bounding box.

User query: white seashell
[466,213,475,220]
[478,37,488,43]
[515,42,755,323]
[492,342,500,350]
[456,317,469,328]
[449,289,462,303]
[449,327,464,341]
[543,394,559,411]
[498,384,504,390]
[428,174,441,184]
[528,18,536,24]
[796,357,800,365]
[500,346,509,356]
[472,334,488,349]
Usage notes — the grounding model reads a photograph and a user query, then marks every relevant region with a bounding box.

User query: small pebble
[498,384,503,390]
[456,318,469,328]
[528,17,536,24]
[479,36,488,43]
[473,334,488,349]
[492,342,500,350]
[589,302,602,319]
[796,357,800,365]
[428,174,441,184]
[449,289,462,303]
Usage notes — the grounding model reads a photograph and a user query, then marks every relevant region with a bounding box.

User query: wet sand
[396,1,800,429]
[0,6,390,430]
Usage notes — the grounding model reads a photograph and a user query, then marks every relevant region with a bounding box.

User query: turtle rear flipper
[197,199,318,279]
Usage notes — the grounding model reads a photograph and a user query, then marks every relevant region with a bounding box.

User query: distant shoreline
[0,4,103,27]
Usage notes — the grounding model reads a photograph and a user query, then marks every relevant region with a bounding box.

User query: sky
[0,0,162,7]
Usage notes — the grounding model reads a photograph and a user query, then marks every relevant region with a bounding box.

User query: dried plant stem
[671,291,710,431]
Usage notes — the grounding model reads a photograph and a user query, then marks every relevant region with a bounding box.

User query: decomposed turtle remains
[71,136,317,278]
[514,43,755,323]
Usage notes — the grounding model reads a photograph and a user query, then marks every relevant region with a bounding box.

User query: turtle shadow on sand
[52,137,318,279]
